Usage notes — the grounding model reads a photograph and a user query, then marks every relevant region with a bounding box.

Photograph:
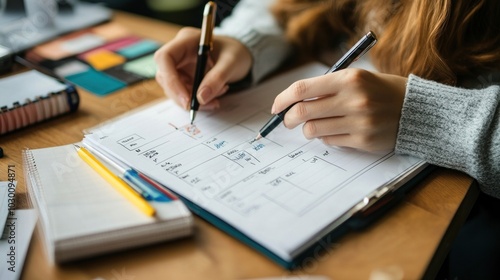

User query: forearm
[214,0,291,84]
[396,74,500,198]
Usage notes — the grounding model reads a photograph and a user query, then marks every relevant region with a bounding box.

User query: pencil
[75,145,156,217]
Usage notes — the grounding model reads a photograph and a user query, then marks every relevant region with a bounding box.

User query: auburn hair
[271,0,500,85]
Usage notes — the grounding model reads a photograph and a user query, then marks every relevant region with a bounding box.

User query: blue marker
[83,143,171,202]
[123,169,170,202]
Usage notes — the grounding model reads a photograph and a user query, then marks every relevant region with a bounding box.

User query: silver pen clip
[353,31,377,62]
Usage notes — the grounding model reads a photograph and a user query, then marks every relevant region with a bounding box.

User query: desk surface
[0,11,479,280]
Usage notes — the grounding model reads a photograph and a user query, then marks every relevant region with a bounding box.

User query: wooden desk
[0,11,479,280]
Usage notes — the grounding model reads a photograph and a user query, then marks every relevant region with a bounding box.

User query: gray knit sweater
[215,0,500,198]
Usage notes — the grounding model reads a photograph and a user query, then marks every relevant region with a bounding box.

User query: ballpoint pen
[190,1,217,124]
[83,143,171,202]
[75,145,156,217]
[255,31,378,140]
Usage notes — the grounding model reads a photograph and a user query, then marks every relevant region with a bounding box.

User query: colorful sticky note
[104,66,144,84]
[123,54,157,78]
[85,50,126,70]
[61,34,105,54]
[66,69,126,96]
[117,40,160,59]
[55,60,90,77]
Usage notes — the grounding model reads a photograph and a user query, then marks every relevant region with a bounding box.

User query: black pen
[14,55,68,83]
[190,1,217,124]
[255,31,378,140]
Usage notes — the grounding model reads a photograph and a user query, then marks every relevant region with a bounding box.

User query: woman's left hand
[271,68,408,152]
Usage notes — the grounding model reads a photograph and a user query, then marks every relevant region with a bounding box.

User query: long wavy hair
[271,0,500,85]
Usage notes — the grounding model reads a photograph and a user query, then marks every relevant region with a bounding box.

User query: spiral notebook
[0,70,79,135]
[22,144,193,263]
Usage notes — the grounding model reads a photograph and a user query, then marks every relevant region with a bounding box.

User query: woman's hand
[272,69,407,152]
[154,27,252,110]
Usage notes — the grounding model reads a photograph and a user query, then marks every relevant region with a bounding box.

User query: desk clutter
[0,22,160,135]
[24,22,160,96]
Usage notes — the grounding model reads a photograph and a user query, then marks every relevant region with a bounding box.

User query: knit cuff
[396,75,480,172]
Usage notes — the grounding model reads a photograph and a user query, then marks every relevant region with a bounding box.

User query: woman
[154,0,500,198]
[154,0,500,277]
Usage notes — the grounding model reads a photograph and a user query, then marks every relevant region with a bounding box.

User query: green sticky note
[123,54,157,78]
[117,40,159,59]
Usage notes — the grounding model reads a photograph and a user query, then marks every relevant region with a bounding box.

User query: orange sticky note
[85,50,125,70]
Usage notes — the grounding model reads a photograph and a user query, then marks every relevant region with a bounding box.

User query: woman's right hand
[154,27,253,110]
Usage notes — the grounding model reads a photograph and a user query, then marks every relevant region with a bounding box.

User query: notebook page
[0,70,67,107]
[85,63,425,260]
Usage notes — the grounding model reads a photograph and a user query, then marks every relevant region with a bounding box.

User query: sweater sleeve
[396,74,500,198]
[214,0,292,84]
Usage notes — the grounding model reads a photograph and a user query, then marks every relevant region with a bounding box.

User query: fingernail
[271,103,276,114]
[198,87,212,104]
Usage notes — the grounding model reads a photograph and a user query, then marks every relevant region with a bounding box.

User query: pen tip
[254,134,262,141]
[190,110,196,125]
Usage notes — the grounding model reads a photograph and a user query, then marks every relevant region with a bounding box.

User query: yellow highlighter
[75,145,156,217]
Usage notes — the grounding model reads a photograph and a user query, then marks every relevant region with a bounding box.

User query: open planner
[23,144,193,263]
[82,62,430,268]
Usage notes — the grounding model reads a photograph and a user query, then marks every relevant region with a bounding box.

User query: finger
[300,116,351,140]
[154,29,201,109]
[272,69,364,114]
[197,84,227,111]
[154,27,200,68]
[155,59,190,109]
[195,55,234,105]
[272,76,333,114]
[282,95,353,128]
[154,33,198,76]
[176,51,216,106]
